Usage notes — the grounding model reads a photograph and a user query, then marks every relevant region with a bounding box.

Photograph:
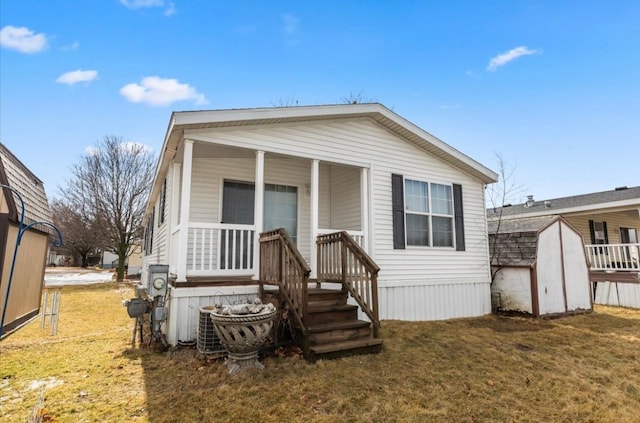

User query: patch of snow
[44,271,113,286]
[27,377,63,391]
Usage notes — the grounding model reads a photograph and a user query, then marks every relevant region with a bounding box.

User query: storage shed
[1,143,54,335]
[488,216,592,317]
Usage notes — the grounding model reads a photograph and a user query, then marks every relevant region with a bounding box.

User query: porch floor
[169,275,257,288]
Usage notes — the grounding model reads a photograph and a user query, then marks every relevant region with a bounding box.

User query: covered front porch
[165,139,371,283]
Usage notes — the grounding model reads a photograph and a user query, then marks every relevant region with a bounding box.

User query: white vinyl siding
[188,119,491,284]
[564,211,640,245]
[329,165,361,231]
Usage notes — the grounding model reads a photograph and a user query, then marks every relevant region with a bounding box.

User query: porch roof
[146,103,498,217]
[487,186,640,221]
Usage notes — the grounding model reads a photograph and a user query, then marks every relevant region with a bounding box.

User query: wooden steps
[262,285,382,362]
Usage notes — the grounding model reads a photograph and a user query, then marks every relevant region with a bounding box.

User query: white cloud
[84,146,101,156]
[282,14,299,35]
[0,25,48,54]
[119,0,163,9]
[120,76,207,106]
[84,142,153,157]
[56,69,98,85]
[164,2,176,16]
[120,0,175,15]
[61,41,79,51]
[119,141,154,155]
[487,46,540,72]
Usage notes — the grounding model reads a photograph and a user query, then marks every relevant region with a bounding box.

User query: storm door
[221,180,255,270]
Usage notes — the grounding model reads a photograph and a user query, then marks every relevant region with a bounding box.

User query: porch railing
[186,223,256,276]
[318,228,364,249]
[586,243,640,271]
[259,228,310,331]
[317,231,380,337]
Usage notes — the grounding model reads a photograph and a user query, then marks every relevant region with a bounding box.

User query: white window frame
[404,178,455,248]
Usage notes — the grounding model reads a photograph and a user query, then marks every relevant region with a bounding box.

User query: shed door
[536,221,566,315]
[561,222,591,311]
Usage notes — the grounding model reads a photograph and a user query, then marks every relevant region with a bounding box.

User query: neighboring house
[141,103,498,353]
[0,143,54,335]
[488,186,640,308]
[488,216,592,316]
[102,242,142,276]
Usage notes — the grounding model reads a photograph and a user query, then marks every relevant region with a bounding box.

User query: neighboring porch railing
[586,243,640,271]
[317,231,380,337]
[259,228,310,331]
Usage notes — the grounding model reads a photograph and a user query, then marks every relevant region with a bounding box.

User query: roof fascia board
[491,198,640,220]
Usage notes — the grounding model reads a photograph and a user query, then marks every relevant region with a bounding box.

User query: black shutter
[603,222,609,244]
[453,183,465,251]
[391,174,405,249]
[588,220,596,244]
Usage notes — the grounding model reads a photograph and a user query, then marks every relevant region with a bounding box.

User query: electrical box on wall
[147,264,169,297]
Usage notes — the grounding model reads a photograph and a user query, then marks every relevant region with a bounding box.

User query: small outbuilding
[1,143,54,335]
[488,216,592,317]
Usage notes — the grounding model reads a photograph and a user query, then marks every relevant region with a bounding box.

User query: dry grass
[1,283,639,422]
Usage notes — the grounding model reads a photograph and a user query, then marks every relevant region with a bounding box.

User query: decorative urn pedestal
[210,299,277,374]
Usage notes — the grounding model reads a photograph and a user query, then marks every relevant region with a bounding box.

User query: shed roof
[146,103,498,217]
[487,186,640,220]
[488,216,558,235]
[488,216,559,267]
[0,143,54,230]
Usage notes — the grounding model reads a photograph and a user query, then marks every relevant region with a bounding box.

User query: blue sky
[1,0,638,203]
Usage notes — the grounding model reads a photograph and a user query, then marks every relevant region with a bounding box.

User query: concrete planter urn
[210,299,277,374]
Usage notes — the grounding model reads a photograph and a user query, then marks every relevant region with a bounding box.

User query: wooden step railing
[259,228,310,331]
[317,231,381,337]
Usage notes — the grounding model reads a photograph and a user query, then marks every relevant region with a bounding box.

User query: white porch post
[166,163,181,274]
[176,140,194,283]
[310,159,320,278]
[253,150,265,280]
[360,167,370,252]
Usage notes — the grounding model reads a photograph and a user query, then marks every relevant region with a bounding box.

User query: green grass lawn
[1,283,639,422]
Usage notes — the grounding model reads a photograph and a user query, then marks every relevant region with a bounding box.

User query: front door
[221,180,299,269]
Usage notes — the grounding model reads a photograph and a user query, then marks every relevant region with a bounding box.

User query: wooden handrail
[259,228,310,332]
[317,231,381,337]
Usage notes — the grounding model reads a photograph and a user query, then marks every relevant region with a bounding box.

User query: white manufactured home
[141,103,497,354]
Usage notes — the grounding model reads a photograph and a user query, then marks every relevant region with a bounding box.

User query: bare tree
[339,90,376,104]
[486,153,526,283]
[61,136,155,281]
[50,199,102,267]
[271,97,300,107]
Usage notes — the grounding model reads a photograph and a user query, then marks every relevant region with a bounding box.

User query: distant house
[488,187,640,308]
[0,143,54,335]
[102,241,142,276]
[141,104,497,357]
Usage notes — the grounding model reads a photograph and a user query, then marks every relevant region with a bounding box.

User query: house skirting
[593,281,640,309]
[165,285,260,345]
[378,279,491,321]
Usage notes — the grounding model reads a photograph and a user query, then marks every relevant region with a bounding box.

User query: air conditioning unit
[197,305,225,356]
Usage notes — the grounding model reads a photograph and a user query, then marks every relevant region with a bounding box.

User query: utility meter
[147,264,169,297]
